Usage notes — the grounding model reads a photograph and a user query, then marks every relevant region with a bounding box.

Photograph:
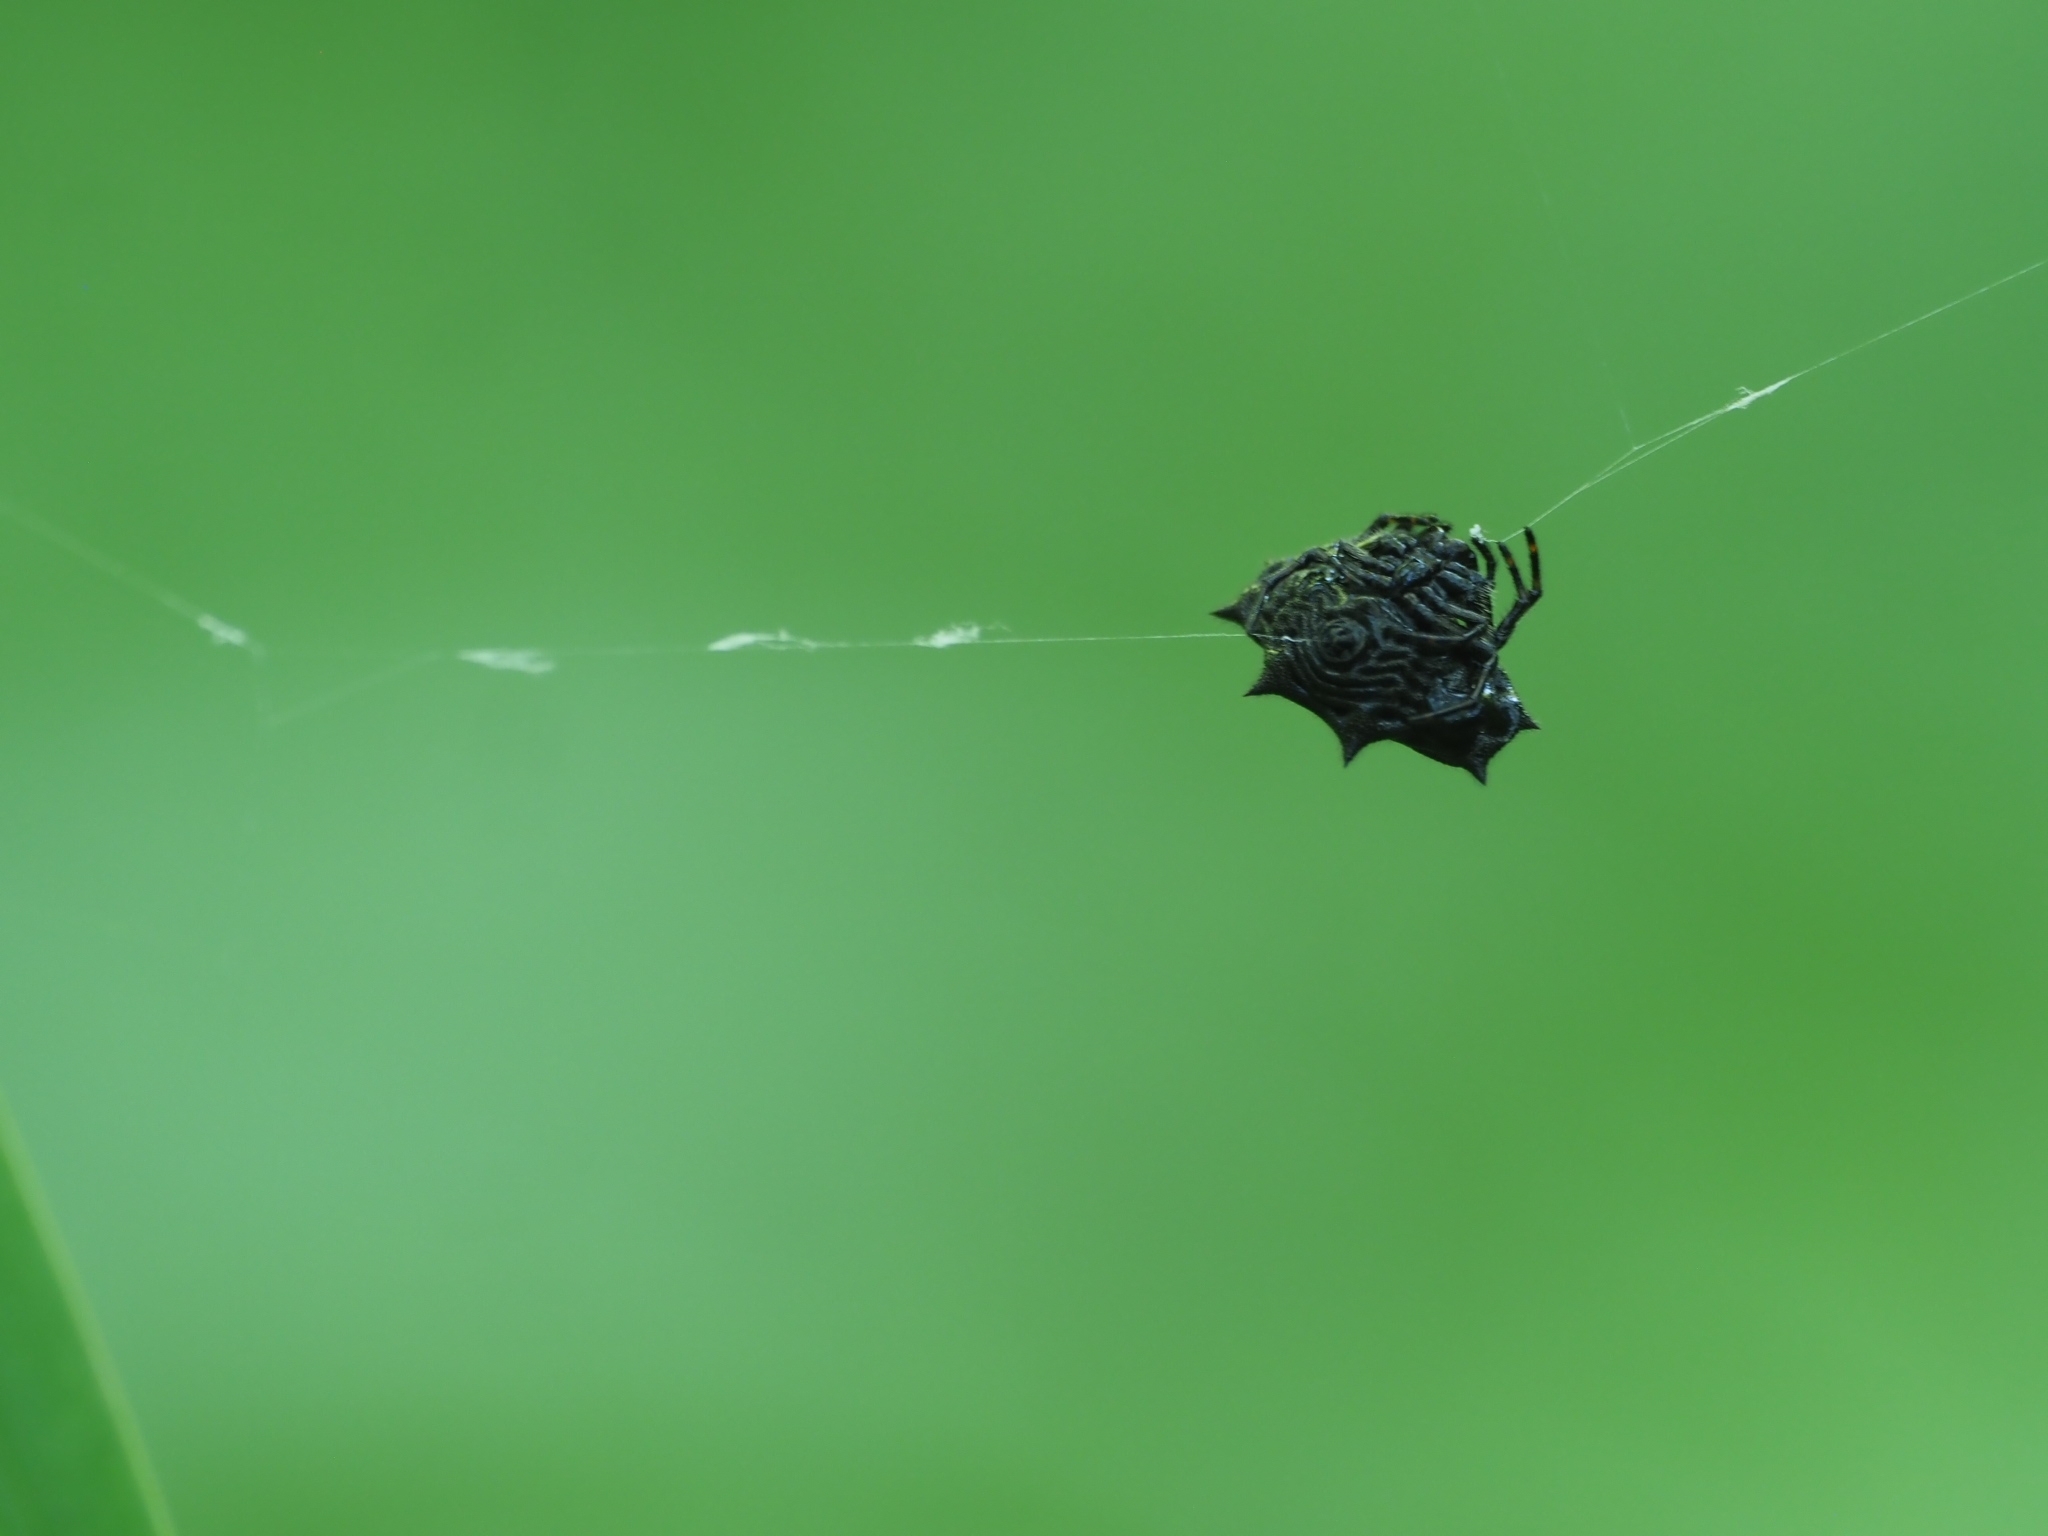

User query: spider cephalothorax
[1214,514,1543,783]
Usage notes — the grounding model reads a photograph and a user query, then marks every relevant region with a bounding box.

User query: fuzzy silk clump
[1214,514,1543,783]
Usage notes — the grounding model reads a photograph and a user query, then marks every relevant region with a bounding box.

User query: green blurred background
[2,1,2046,1530]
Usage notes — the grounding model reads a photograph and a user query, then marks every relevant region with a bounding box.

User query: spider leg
[1405,588,1494,629]
[1367,600,1495,653]
[1490,527,1543,647]
[1402,656,1502,725]
[1263,550,1315,583]
[1397,623,1495,654]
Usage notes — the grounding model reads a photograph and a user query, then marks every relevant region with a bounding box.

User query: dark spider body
[1214,514,1543,783]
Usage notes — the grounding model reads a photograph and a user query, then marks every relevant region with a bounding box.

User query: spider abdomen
[1214,514,1543,783]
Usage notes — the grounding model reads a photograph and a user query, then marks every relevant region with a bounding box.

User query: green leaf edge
[0,1092,176,1536]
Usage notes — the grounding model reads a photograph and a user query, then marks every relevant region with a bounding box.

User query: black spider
[1213,514,1543,783]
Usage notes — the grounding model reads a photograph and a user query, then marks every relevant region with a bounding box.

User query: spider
[1213,514,1543,782]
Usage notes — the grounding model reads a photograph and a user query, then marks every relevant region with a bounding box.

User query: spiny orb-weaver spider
[1214,514,1543,783]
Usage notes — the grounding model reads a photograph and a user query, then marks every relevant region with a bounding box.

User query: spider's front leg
[1490,527,1543,647]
